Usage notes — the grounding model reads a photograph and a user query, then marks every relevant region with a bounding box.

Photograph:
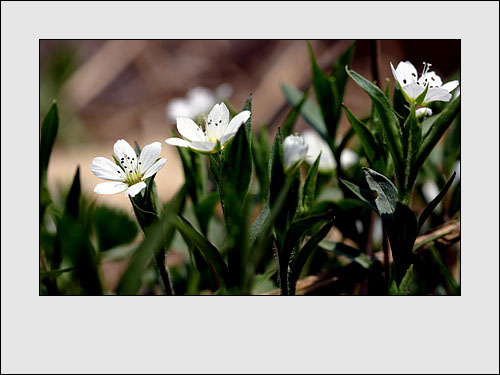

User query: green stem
[130,192,175,296]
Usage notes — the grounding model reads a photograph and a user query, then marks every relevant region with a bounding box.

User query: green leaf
[415,84,429,106]
[398,264,415,295]
[411,96,460,185]
[308,42,340,141]
[220,123,252,214]
[51,167,81,269]
[418,172,456,232]
[289,220,335,295]
[343,105,385,171]
[282,88,310,137]
[319,239,372,269]
[40,267,74,281]
[340,179,378,213]
[363,167,398,218]
[93,205,139,252]
[402,104,421,201]
[40,101,59,182]
[252,124,271,199]
[174,215,229,288]
[393,81,409,125]
[241,93,253,140]
[347,68,404,185]
[386,202,418,285]
[65,166,81,218]
[283,209,336,254]
[177,142,205,205]
[300,154,320,215]
[331,41,355,103]
[117,187,185,295]
[280,83,328,140]
[194,192,219,236]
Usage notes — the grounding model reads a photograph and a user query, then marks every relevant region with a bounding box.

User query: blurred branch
[62,40,148,109]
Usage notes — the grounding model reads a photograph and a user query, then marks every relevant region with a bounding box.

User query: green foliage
[418,172,456,232]
[93,205,139,252]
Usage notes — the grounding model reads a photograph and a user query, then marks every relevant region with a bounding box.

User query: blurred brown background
[40,40,460,208]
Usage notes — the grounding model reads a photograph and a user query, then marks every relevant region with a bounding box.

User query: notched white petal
[441,80,459,93]
[94,181,128,195]
[424,88,452,103]
[113,139,137,160]
[126,181,147,197]
[165,138,191,148]
[139,142,162,174]
[224,110,251,136]
[142,158,167,179]
[177,117,205,142]
[90,157,126,181]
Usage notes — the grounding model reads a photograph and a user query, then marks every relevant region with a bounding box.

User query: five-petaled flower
[90,140,167,197]
[390,61,459,105]
[165,102,251,154]
[283,134,309,173]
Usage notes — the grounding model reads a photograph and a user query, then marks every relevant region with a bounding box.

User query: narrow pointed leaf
[280,83,328,139]
[174,215,229,287]
[418,172,456,232]
[402,104,421,199]
[412,96,461,180]
[289,220,335,295]
[344,105,384,169]
[331,41,355,102]
[340,179,378,213]
[282,88,309,137]
[347,68,404,185]
[300,154,320,214]
[40,101,59,181]
[308,42,340,141]
[117,187,185,295]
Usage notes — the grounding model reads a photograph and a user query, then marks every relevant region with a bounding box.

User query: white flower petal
[90,157,126,181]
[206,102,230,140]
[340,149,358,169]
[424,88,452,103]
[165,138,191,148]
[395,61,418,85]
[223,110,251,139]
[302,130,335,173]
[142,158,167,179]
[402,83,425,100]
[283,135,308,172]
[220,131,237,146]
[113,139,138,170]
[441,80,459,93]
[139,142,161,174]
[189,141,217,154]
[126,182,147,197]
[94,181,128,195]
[177,117,205,142]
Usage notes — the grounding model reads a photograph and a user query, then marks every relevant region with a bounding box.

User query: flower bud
[416,107,433,119]
[283,134,308,173]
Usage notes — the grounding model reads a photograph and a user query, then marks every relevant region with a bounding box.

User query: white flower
[302,130,359,173]
[390,61,459,105]
[166,85,233,122]
[422,180,440,203]
[302,130,336,172]
[90,140,167,197]
[416,107,433,119]
[283,134,308,173]
[165,102,251,154]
